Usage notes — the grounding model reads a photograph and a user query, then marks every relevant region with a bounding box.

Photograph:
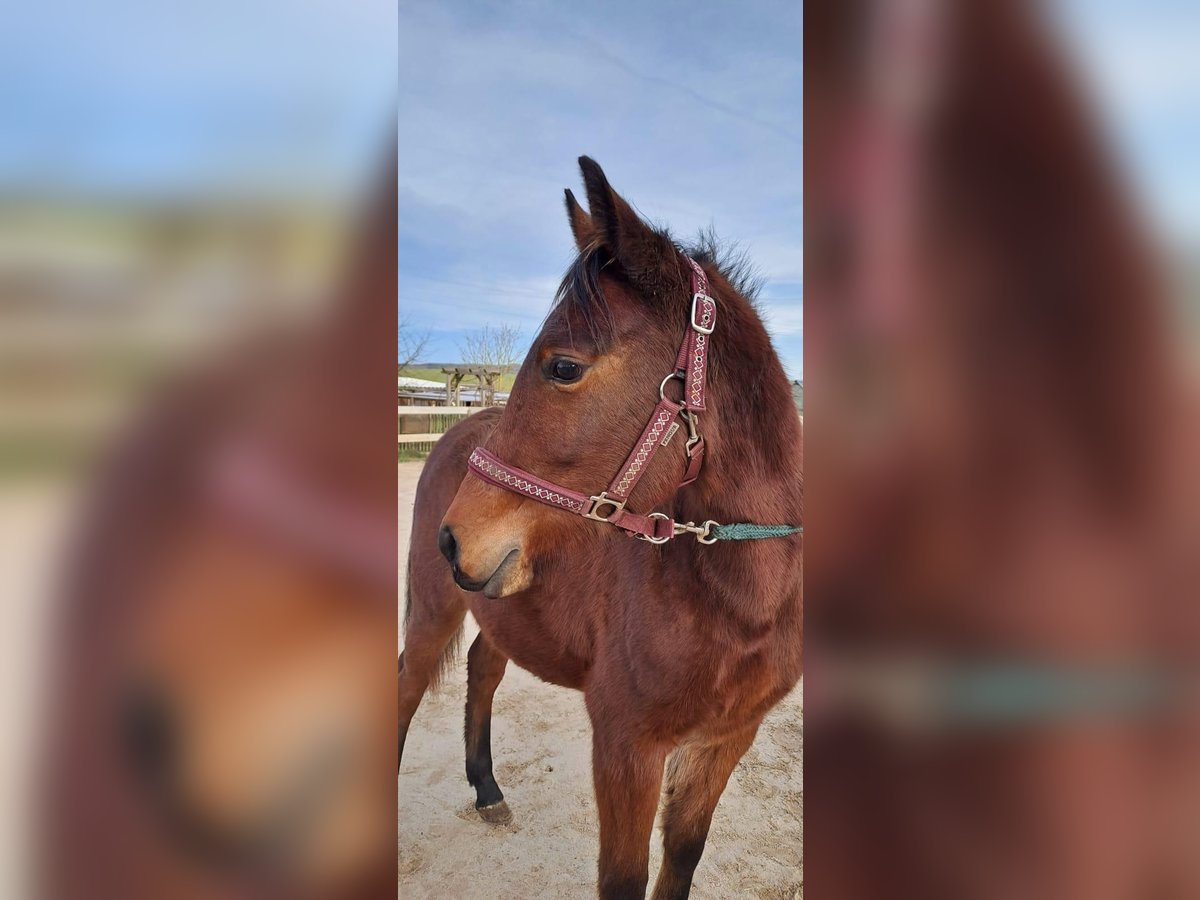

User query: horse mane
[684,225,766,304]
[549,226,766,351]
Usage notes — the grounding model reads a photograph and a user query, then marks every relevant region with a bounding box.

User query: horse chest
[469,593,590,689]
[620,606,786,727]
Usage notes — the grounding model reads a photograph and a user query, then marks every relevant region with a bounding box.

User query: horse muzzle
[438,521,530,598]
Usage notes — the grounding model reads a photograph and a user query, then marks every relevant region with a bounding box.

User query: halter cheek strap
[466,256,799,544]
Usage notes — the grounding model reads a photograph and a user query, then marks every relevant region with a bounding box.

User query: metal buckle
[690,293,715,334]
[584,492,625,522]
[638,511,673,545]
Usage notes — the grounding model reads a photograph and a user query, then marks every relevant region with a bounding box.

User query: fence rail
[397,405,487,454]
[397,406,482,416]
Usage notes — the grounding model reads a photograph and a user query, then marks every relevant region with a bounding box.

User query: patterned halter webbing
[467,256,801,545]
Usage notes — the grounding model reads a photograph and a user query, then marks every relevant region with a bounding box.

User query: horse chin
[481,548,531,599]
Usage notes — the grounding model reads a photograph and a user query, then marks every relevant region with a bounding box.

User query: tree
[458,323,523,371]
[397,313,430,373]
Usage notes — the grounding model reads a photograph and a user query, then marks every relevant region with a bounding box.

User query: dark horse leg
[649,723,761,900]
[589,696,671,900]
[464,631,511,824]
[398,596,465,768]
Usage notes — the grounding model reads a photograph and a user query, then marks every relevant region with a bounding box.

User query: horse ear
[577,156,676,291]
[564,188,596,252]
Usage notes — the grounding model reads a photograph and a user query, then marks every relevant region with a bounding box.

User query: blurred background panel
[805,0,1200,897]
[0,1,395,897]
[1050,0,1200,337]
[0,0,394,476]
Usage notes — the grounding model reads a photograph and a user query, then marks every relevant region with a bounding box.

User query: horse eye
[548,358,584,384]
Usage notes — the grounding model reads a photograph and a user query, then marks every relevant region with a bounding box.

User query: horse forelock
[548,243,618,351]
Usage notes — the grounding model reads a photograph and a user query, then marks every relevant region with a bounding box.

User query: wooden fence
[398,406,481,456]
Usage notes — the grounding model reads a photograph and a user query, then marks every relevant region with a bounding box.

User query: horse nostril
[120,683,177,782]
[438,524,458,566]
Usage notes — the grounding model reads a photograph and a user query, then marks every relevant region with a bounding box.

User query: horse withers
[399,157,803,900]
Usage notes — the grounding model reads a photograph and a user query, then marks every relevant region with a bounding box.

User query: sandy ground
[398,461,803,899]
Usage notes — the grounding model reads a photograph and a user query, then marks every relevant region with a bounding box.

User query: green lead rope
[711,523,802,541]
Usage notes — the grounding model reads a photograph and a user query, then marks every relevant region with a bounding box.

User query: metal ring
[659,371,684,402]
[697,519,719,544]
[638,511,672,545]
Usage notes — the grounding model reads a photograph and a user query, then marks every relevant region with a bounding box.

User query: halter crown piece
[467,256,801,544]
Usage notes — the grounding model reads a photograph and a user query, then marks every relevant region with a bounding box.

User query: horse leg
[464,631,511,824]
[397,598,465,768]
[649,723,761,900]
[589,700,670,900]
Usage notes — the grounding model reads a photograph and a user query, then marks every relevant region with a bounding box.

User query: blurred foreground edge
[34,156,398,899]
[805,1,1200,898]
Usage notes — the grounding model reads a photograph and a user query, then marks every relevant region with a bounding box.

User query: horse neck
[693,294,801,512]
[665,298,803,615]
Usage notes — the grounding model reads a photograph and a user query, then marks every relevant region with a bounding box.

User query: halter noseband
[467,257,798,545]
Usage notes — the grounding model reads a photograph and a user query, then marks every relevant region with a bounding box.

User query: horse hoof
[477,800,512,825]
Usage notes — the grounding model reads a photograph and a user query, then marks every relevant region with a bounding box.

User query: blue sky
[0,0,395,200]
[397,0,804,375]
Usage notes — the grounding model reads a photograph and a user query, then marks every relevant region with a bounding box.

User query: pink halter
[467,257,717,544]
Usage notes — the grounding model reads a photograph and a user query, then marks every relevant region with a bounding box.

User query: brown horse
[399,158,803,899]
